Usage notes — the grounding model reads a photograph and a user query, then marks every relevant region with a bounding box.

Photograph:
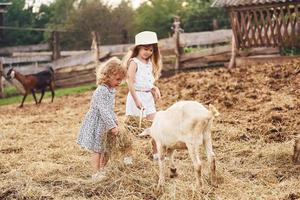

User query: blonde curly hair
[96,57,127,85]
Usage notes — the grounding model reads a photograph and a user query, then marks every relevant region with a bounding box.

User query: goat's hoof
[211,181,218,188]
[170,173,178,178]
[210,177,218,188]
[156,184,164,193]
[170,168,178,178]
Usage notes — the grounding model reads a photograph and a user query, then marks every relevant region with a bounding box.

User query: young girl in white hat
[124,31,162,161]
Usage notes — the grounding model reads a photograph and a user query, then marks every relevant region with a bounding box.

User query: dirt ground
[0,61,300,199]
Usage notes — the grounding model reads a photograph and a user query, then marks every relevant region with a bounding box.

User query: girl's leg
[91,152,101,173]
[99,152,109,170]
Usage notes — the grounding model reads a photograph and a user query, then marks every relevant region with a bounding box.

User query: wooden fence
[0,27,283,98]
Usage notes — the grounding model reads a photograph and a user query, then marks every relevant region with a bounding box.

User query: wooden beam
[230,1,300,11]
[51,31,61,60]
[12,50,89,57]
[235,55,300,66]
[180,45,231,62]
[91,31,99,65]
[180,29,232,47]
[0,43,50,55]
[53,51,109,70]
[239,47,279,56]
[172,16,182,72]
[2,64,52,75]
[229,35,237,69]
[1,55,52,64]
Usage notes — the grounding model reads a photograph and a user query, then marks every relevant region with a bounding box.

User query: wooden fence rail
[0,27,284,97]
[0,43,50,55]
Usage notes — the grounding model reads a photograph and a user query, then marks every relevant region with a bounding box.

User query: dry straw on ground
[1,62,300,199]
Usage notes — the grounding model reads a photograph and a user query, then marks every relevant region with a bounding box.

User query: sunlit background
[24,0,144,12]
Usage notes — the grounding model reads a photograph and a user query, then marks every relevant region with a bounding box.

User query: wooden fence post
[172,16,182,73]
[51,31,61,61]
[91,31,99,66]
[229,35,236,69]
[0,61,4,98]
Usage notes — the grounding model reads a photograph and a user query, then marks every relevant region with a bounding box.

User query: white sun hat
[135,31,158,46]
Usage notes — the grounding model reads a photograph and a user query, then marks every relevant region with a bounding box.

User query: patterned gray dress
[77,84,117,153]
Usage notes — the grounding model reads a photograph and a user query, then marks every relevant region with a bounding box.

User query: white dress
[126,57,156,117]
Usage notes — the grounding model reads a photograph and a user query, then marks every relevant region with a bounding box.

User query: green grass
[0,84,97,106]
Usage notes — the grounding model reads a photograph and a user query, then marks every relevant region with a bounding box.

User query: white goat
[140,101,219,189]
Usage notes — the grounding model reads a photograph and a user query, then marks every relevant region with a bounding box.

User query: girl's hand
[111,127,119,136]
[135,99,144,110]
[151,86,161,101]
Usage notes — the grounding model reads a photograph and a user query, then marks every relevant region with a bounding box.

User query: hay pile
[1,61,300,199]
[102,126,133,157]
[124,116,153,136]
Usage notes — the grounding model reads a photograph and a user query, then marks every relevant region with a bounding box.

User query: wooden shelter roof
[0,2,12,13]
[211,0,299,7]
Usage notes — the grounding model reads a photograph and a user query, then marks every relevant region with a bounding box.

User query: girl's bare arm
[127,61,143,109]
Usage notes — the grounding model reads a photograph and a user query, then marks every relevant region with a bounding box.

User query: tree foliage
[135,0,185,38]
[2,0,230,48]
[58,0,135,49]
[181,0,230,32]
[3,0,50,46]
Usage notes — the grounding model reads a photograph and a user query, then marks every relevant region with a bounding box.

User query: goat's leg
[39,89,45,103]
[156,142,165,190]
[168,150,178,178]
[187,143,202,187]
[31,90,38,104]
[204,133,217,187]
[20,93,28,108]
[293,150,300,163]
[49,82,55,103]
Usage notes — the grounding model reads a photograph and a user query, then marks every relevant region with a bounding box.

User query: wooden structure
[50,31,61,60]
[172,16,183,72]
[0,28,284,92]
[212,0,300,49]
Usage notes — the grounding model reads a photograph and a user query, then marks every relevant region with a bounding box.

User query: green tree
[181,0,230,32]
[3,0,49,46]
[135,0,185,38]
[59,0,112,49]
[60,0,135,49]
[110,0,135,44]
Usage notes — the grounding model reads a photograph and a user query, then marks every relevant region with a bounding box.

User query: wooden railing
[0,28,282,97]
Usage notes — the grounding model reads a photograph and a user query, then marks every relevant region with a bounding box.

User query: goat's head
[6,68,15,80]
[139,128,151,138]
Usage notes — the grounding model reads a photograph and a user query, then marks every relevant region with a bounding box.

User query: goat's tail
[209,104,220,117]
